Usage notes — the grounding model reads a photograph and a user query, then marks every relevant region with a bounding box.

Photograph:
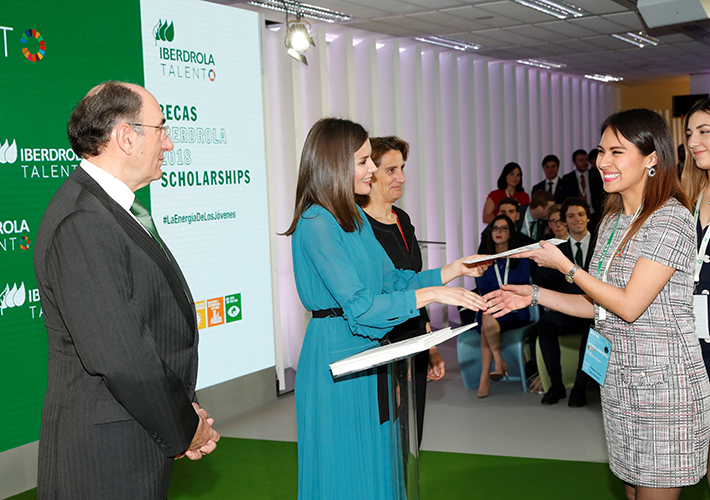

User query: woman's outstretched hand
[441,255,493,284]
[512,240,571,273]
[483,284,533,318]
[416,286,488,311]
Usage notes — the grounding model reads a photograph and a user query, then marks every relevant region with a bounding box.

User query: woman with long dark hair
[486,109,710,499]
[285,118,489,499]
[481,162,530,224]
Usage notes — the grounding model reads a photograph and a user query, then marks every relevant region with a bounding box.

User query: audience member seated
[562,149,605,236]
[535,197,596,407]
[479,197,535,250]
[544,204,568,240]
[482,162,530,224]
[532,154,574,204]
[519,190,554,241]
[462,215,531,398]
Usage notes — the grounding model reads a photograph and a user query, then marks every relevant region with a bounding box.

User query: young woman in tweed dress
[486,109,710,500]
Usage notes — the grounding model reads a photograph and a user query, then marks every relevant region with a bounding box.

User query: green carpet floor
[10,437,710,499]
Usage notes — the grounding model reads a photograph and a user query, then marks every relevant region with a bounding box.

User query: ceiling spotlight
[280,2,315,66]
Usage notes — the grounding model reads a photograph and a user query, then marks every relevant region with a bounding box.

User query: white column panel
[488,62,505,185]
[528,69,542,188]
[503,63,517,163]
[327,32,355,119]
[474,58,492,221]
[376,41,397,135]
[353,37,376,133]
[571,77,581,151]
[262,28,307,378]
[421,48,445,326]
[458,56,478,291]
[399,44,425,231]
[515,65,531,183]
[561,76,572,173]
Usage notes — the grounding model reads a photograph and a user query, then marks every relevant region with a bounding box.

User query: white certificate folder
[330,323,477,379]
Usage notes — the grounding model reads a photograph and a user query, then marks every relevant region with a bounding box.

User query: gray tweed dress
[590,199,710,488]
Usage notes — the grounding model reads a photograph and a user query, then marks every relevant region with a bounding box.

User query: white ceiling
[217,0,710,82]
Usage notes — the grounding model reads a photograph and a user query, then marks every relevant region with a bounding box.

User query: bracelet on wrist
[530,284,540,307]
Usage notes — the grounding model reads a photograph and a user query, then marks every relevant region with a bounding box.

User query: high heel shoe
[477,379,491,398]
[490,361,509,382]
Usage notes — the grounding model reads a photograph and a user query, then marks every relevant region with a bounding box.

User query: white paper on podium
[463,238,566,264]
[330,323,477,379]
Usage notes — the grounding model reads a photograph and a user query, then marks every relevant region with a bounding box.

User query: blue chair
[457,305,539,393]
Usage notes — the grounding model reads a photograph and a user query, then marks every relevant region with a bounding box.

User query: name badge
[694,295,710,340]
[582,328,611,386]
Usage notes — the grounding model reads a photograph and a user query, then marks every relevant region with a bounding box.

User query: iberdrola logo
[0,139,18,164]
[154,19,175,43]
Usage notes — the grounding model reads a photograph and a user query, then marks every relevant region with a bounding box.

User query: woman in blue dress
[284,118,490,500]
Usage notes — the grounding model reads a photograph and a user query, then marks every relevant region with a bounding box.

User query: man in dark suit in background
[34,81,219,499]
[519,190,555,242]
[562,149,605,234]
[535,198,596,407]
[531,154,574,204]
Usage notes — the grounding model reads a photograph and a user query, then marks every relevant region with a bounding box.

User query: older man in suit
[34,81,219,499]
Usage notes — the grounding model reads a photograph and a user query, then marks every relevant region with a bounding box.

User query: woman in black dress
[358,135,444,446]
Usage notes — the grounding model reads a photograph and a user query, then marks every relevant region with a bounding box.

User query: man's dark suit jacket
[531,177,575,204]
[34,167,200,499]
[562,169,605,215]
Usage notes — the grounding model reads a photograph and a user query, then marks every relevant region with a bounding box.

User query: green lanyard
[597,205,642,322]
[597,212,622,279]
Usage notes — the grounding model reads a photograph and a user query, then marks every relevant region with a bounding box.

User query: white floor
[216,337,609,464]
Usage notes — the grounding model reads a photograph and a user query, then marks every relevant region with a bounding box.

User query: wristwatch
[565,264,581,284]
[530,285,539,307]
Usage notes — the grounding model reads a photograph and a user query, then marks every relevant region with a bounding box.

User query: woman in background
[682,96,710,383]
[285,118,490,499]
[482,162,530,224]
[487,109,710,499]
[471,214,531,398]
[359,136,443,446]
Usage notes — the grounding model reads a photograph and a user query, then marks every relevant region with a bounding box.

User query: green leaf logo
[153,19,175,42]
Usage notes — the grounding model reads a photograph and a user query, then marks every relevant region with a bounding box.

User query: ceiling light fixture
[414,36,481,51]
[513,0,590,19]
[516,58,567,69]
[611,31,661,48]
[585,74,623,82]
[248,0,351,23]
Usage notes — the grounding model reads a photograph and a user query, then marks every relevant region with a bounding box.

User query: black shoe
[541,386,566,405]
[568,388,587,408]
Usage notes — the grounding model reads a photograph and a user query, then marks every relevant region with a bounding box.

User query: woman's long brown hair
[599,108,691,254]
[284,118,369,235]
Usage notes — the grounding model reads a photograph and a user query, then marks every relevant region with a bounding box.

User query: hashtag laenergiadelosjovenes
[162,210,237,225]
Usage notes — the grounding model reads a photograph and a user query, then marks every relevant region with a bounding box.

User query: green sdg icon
[225,293,242,322]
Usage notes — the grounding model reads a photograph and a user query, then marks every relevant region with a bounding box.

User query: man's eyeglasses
[548,218,562,225]
[491,226,510,233]
[128,123,170,139]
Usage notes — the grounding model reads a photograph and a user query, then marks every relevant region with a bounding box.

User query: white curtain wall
[261,23,621,388]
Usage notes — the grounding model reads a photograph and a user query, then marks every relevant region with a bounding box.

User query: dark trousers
[537,310,592,391]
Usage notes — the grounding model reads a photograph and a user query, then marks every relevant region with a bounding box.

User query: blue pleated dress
[292,204,442,500]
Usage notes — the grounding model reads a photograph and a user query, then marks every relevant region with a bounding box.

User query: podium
[330,323,477,500]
